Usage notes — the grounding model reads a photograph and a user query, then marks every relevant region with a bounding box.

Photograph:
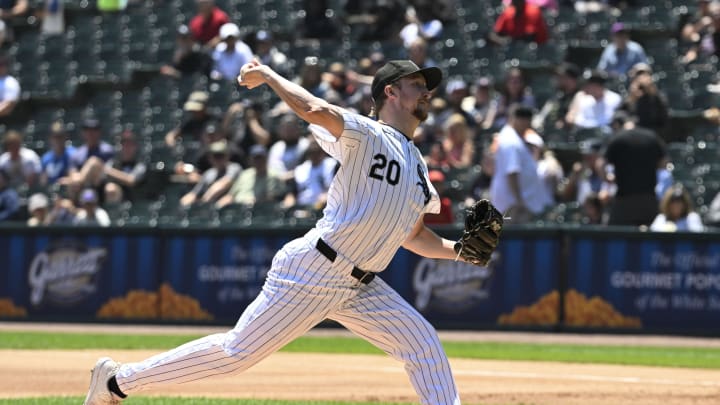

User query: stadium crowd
[0,0,719,232]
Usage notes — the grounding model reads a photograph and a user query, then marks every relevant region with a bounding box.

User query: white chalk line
[370,366,720,388]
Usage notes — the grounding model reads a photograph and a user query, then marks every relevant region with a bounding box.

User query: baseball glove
[453,199,504,266]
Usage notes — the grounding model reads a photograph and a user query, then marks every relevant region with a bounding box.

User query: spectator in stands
[558,138,613,204]
[189,0,229,46]
[490,105,551,223]
[0,0,27,31]
[650,184,704,232]
[165,91,216,147]
[183,121,243,177]
[0,54,20,117]
[597,23,648,78]
[73,188,110,227]
[252,30,290,78]
[705,189,720,228]
[533,62,581,131]
[565,69,622,133]
[268,114,309,179]
[218,144,284,208]
[436,77,474,127]
[160,24,212,79]
[424,140,451,172]
[298,0,340,39]
[680,0,713,46]
[490,0,549,45]
[0,130,40,188]
[0,168,17,221]
[40,0,64,36]
[296,56,329,98]
[461,76,499,131]
[26,192,49,226]
[466,148,495,203]
[621,71,668,136]
[494,67,536,128]
[63,118,115,193]
[180,140,241,207]
[627,62,653,82]
[406,37,437,69]
[46,192,76,224]
[322,62,358,107]
[581,192,605,225]
[423,169,454,225]
[525,129,563,205]
[441,113,475,169]
[609,109,635,133]
[103,130,147,204]
[356,51,386,77]
[211,23,253,81]
[40,121,75,185]
[283,140,337,210]
[700,4,720,58]
[682,1,720,63]
[399,4,443,48]
[344,0,404,41]
[227,101,272,164]
[605,127,666,226]
[347,85,375,116]
[26,192,75,226]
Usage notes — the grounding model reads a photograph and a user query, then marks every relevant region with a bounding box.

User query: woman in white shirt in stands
[650,184,704,232]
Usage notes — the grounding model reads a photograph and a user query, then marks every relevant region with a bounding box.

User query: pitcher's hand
[237,59,267,89]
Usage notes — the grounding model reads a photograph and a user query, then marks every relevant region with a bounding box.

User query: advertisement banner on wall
[0,229,562,327]
[158,230,562,326]
[0,232,160,319]
[161,233,295,322]
[389,234,562,329]
[567,235,720,331]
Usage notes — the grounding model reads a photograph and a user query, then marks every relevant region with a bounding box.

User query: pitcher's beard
[412,106,428,122]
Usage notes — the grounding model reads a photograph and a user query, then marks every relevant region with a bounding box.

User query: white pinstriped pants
[116,237,461,405]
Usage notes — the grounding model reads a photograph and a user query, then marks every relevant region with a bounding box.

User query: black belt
[315,238,376,284]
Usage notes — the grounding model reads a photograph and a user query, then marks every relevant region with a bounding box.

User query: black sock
[107,376,127,399]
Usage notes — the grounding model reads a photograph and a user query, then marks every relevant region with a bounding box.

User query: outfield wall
[1,224,719,335]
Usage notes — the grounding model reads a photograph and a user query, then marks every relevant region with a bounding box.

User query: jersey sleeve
[423,176,441,215]
[308,111,373,164]
[416,153,441,215]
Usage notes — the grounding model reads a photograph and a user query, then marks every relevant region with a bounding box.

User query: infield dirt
[1,349,720,405]
[1,324,720,405]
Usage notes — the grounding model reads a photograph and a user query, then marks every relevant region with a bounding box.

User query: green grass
[0,396,533,405]
[2,331,720,369]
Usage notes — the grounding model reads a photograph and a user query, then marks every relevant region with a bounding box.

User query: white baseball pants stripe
[116,237,460,405]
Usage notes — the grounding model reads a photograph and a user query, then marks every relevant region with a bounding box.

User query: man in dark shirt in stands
[180,140,241,207]
[165,91,217,147]
[533,62,581,131]
[605,127,666,226]
[160,24,212,79]
[103,130,147,204]
[62,118,115,195]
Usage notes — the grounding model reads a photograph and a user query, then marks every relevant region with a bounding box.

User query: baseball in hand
[240,63,252,78]
[238,64,251,83]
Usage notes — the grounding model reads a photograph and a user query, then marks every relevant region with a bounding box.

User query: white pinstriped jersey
[308,111,440,271]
